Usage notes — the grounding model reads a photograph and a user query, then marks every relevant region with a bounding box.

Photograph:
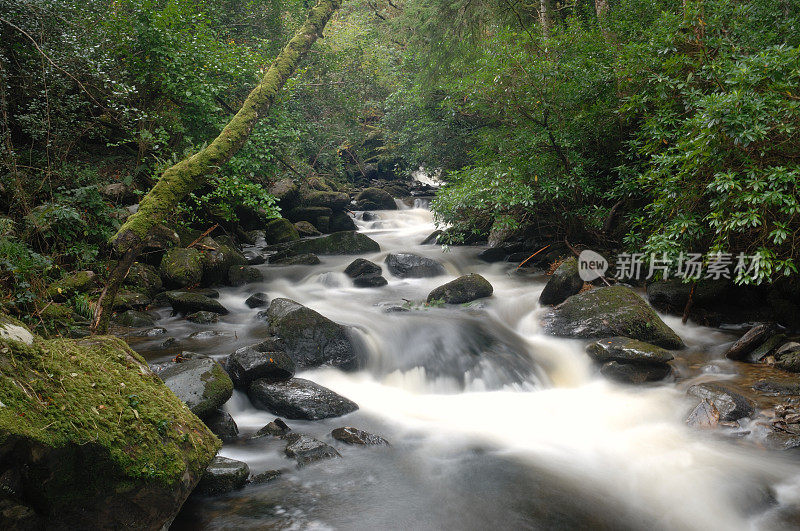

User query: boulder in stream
[195,456,250,496]
[385,252,446,278]
[687,383,756,421]
[159,247,203,288]
[166,291,229,315]
[0,316,219,528]
[113,309,155,328]
[724,322,776,361]
[199,236,248,285]
[159,357,233,418]
[225,345,295,389]
[186,310,220,324]
[539,257,583,306]
[540,286,684,349]
[599,361,671,384]
[266,298,361,370]
[284,434,341,467]
[355,187,397,210]
[427,273,493,304]
[271,231,380,256]
[331,427,390,446]
[202,408,239,442]
[344,258,388,288]
[248,377,359,420]
[245,292,270,308]
[294,220,322,237]
[271,253,321,265]
[264,217,300,244]
[228,265,263,286]
[586,337,674,364]
[775,343,800,372]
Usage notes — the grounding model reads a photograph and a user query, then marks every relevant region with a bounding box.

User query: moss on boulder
[539,257,583,306]
[355,188,397,210]
[123,262,163,297]
[198,237,247,285]
[541,285,684,349]
[46,271,97,302]
[0,324,220,528]
[271,231,380,256]
[159,248,203,288]
[264,218,300,244]
[294,221,322,237]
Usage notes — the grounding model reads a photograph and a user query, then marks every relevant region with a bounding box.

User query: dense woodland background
[1,0,799,331]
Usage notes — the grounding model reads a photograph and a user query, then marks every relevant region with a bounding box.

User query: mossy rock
[0,329,220,528]
[269,178,299,209]
[159,248,203,289]
[294,221,322,237]
[301,190,350,210]
[306,177,332,192]
[329,211,357,232]
[264,218,300,244]
[46,271,97,302]
[586,337,674,364]
[539,257,583,306]
[270,253,321,266]
[198,237,247,285]
[194,456,249,495]
[355,188,397,210]
[112,290,151,312]
[427,274,493,304]
[286,206,333,230]
[113,310,156,328]
[228,265,264,286]
[165,292,228,315]
[271,231,380,256]
[541,286,684,349]
[39,303,75,321]
[158,358,233,418]
[123,262,163,297]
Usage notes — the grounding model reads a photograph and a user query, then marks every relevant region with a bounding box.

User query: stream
[135,202,800,530]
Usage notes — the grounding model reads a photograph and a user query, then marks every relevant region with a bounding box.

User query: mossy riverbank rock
[0,321,220,529]
[272,231,380,256]
[123,262,163,296]
[46,270,97,302]
[264,218,300,244]
[541,286,684,349]
[267,298,360,370]
[294,220,322,237]
[302,189,350,210]
[427,273,493,304]
[160,247,203,288]
[539,257,583,306]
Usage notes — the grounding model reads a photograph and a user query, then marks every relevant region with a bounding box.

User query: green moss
[159,247,203,288]
[0,334,220,491]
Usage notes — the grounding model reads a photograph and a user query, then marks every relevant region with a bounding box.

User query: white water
[160,206,800,530]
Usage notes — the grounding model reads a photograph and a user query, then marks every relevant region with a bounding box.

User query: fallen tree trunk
[91,0,341,333]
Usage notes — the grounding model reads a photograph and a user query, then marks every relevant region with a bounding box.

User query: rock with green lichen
[159,248,203,288]
[329,211,357,232]
[355,187,397,210]
[123,262,163,296]
[541,286,684,349]
[39,303,74,321]
[158,358,233,418]
[112,290,151,312]
[269,231,380,257]
[198,237,247,285]
[228,265,264,286]
[166,291,229,315]
[113,310,156,328]
[302,189,350,210]
[264,218,300,244]
[294,221,321,237]
[270,253,321,266]
[286,206,332,229]
[0,321,220,528]
[46,271,97,302]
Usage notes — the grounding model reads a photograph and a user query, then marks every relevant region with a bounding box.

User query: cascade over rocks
[266,298,361,370]
[248,377,359,420]
[385,253,446,278]
[539,257,583,306]
[540,286,684,349]
[0,318,219,528]
[158,357,233,418]
[427,273,493,304]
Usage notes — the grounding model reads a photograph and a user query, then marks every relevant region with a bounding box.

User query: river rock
[385,253,446,278]
[252,418,291,438]
[123,262,163,296]
[421,230,443,245]
[427,273,493,304]
[477,247,508,263]
[202,409,239,442]
[294,220,322,237]
[269,178,299,210]
[199,237,247,285]
[272,231,380,256]
[539,257,583,306]
[186,311,219,324]
[540,286,684,349]
[264,218,300,244]
[228,265,263,286]
[159,358,233,418]
[330,211,358,232]
[353,274,388,287]
[345,258,382,277]
[775,343,800,372]
[355,187,397,210]
[0,318,219,528]
[247,378,359,420]
[112,290,151,311]
[586,337,674,364]
[46,270,97,301]
[245,292,270,308]
[159,247,203,288]
[284,434,341,467]
[113,310,155,328]
[331,427,390,446]
[303,189,350,210]
[243,249,266,265]
[250,470,282,484]
[226,345,295,389]
[195,456,250,495]
[271,253,321,265]
[686,400,721,429]
[599,361,671,384]
[724,323,776,361]
[687,383,756,421]
[166,291,229,315]
[746,333,786,363]
[266,298,360,370]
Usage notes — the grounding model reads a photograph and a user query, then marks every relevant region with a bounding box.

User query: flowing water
[135,203,800,530]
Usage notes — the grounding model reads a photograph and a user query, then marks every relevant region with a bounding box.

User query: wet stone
[331,427,390,446]
[186,311,219,324]
[250,470,282,485]
[284,434,341,467]
[245,292,270,308]
[195,456,250,495]
[251,418,291,439]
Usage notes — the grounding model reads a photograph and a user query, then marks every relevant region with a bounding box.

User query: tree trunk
[539,0,554,36]
[91,0,341,334]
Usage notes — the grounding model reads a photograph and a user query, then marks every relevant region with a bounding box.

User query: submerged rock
[284,434,341,466]
[539,257,583,306]
[540,286,684,349]
[385,253,446,278]
[687,383,755,421]
[166,291,229,315]
[202,409,239,442]
[195,456,250,495]
[266,298,360,370]
[0,319,219,528]
[247,378,359,420]
[251,418,291,438]
[225,345,295,389]
[159,357,233,418]
[427,273,493,304]
[331,427,390,446]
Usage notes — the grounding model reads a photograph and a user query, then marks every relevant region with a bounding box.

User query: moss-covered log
[92,0,341,333]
